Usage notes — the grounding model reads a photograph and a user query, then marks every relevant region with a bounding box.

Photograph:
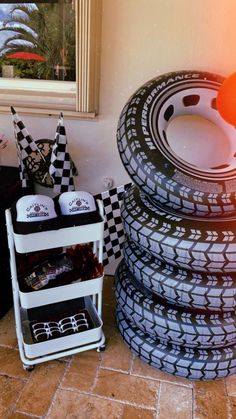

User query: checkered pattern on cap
[94,183,132,266]
[11,106,45,188]
[49,113,78,194]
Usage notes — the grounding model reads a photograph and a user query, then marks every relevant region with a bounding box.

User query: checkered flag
[11,106,46,188]
[17,150,29,189]
[49,113,78,194]
[94,183,132,266]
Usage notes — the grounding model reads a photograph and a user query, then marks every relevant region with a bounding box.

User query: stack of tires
[115,70,236,380]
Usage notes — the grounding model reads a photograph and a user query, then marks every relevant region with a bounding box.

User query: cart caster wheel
[97,345,106,352]
[23,364,34,371]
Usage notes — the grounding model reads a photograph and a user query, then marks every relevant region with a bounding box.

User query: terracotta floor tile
[122,405,155,418]
[0,309,17,348]
[102,276,116,306]
[15,360,65,417]
[102,302,116,327]
[194,389,228,419]
[229,396,236,419]
[158,382,192,419]
[132,356,193,387]
[103,323,116,339]
[195,379,226,395]
[62,350,100,392]
[7,412,38,419]
[226,374,236,396]
[0,375,25,418]
[101,326,132,372]
[93,368,159,408]
[47,388,123,419]
[0,347,28,379]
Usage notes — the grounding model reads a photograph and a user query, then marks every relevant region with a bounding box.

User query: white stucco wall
[1,0,236,194]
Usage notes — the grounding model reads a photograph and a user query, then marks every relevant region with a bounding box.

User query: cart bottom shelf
[20,296,103,359]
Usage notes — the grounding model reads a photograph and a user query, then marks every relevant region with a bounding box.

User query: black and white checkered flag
[11,106,46,188]
[94,183,132,266]
[49,113,78,194]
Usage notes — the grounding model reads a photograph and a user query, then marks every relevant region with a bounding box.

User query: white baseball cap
[13,195,59,234]
[58,191,102,226]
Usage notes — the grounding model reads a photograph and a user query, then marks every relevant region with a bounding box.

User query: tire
[122,185,236,273]
[123,239,236,312]
[115,260,236,349]
[117,70,236,217]
[116,306,236,380]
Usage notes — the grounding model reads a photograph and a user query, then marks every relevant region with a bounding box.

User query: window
[0,0,102,117]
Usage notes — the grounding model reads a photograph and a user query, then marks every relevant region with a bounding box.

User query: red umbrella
[6,51,46,62]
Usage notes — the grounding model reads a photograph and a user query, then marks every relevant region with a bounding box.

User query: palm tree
[0,2,75,80]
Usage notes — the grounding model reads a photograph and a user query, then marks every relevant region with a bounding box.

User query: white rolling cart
[5,200,105,371]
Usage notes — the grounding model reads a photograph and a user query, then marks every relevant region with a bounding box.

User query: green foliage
[0,2,75,80]
[0,57,44,78]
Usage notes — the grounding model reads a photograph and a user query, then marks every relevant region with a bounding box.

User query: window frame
[0,0,102,118]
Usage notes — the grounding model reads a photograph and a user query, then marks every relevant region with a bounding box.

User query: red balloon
[216,72,236,125]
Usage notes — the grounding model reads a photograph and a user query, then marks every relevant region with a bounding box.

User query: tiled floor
[0,276,236,419]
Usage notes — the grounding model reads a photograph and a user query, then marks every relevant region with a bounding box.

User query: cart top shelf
[6,200,104,253]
